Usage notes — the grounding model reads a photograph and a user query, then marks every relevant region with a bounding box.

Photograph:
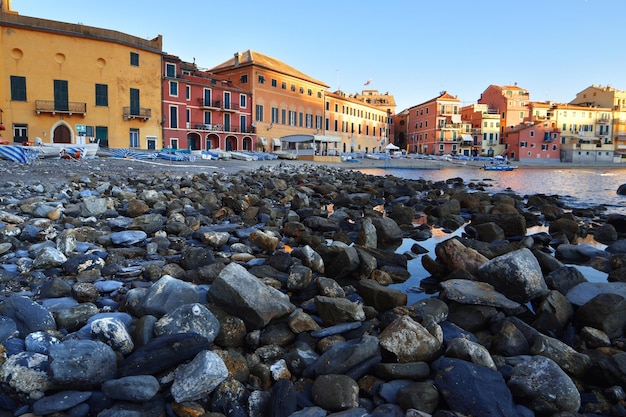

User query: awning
[259,137,267,145]
[272,138,281,147]
[451,114,462,123]
[461,134,473,142]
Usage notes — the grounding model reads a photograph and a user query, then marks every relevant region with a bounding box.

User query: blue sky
[12,0,624,111]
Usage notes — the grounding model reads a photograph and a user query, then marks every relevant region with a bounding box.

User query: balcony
[123,107,151,121]
[197,98,240,111]
[35,100,86,116]
[437,123,462,130]
[191,123,255,133]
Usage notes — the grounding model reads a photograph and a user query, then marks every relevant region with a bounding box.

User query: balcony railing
[35,100,86,116]
[191,123,255,133]
[123,107,151,121]
[197,98,240,111]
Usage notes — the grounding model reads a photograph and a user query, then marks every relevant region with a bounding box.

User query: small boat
[229,151,257,161]
[274,151,298,160]
[482,164,517,171]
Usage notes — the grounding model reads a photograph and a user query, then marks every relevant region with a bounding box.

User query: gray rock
[314,295,365,326]
[371,216,403,245]
[440,279,521,309]
[32,390,92,416]
[357,279,407,312]
[397,380,439,414]
[566,281,626,307]
[445,337,496,370]
[79,196,108,217]
[48,340,117,386]
[101,375,160,402]
[508,356,581,415]
[574,293,626,339]
[309,335,380,376]
[25,331,60,354]
[379,315,442,363]
[477,248,549,303]
[208,263,295,330]
[110,230,147,246]
[0,295,57,337]
[312,374,359,411]
[154,303,220,343]
[90,316,135,355]
[170,350,229,403]
[32,246,67,268]
[0,351,52,393]
[137,275,199,318]
[529,334,591,378]
[290,245,325,273]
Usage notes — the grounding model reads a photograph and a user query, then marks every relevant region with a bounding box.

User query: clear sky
[11,0,624,111]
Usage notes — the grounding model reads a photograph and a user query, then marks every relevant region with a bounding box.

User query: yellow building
[570,85,626,156]
[209,50,392,156]
[0,9,163,149]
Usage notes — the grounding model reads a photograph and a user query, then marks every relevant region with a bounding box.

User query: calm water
[355,166,625,304]
[358,166,626,215]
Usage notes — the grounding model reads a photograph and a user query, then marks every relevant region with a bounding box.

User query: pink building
[405,91,464,155]
[505,122,561,162]
[162,55,255,151]
[478,84,530,136]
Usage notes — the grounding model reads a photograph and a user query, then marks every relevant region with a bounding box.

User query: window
[130,88,140,115]
[258,75,265,84]
[204,89,211,106]
[299,87,304,94]
[186,109,190,126]
[255,104,264,122]
[281,109,286,124]
[271,107,279,123]
[186,85,191,100]
[306,114,312,128]
[271,79,277,87]
[289,111,296,126]
[240,75,248,83]
[169,106,178,128]
[10,76,27,101]
[166,63,176,78]
[281,82,286,89]
[203,112,211,125]
[240,115,247,132]
[13,124,28,142]
[54,80,69,111]
[129,128,139,147]
[529,131,534,137]
[240,94,246,108]
[95,84,108,106]
[169,81,178,96]
[130,52,139,66]
[541,144,548,150]
[291,84,296,92]
[307,89,312,96]
[520,141,527,147]
[299,112,303,127]
[316,116,322,130]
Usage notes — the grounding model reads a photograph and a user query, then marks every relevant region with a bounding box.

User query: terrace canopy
[280,134,342,155]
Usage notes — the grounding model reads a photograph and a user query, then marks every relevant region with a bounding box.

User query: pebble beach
[0,156,626,416]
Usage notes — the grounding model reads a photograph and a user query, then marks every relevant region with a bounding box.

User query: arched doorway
[242,137,253,151]
[53,125,71,143]
[187,132,201,151]
[206,134,219,150]
[225,136,237,151]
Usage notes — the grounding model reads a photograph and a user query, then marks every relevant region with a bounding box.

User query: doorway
[53,124,71,143]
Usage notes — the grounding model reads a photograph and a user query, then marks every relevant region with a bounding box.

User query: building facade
[460,103,503,157]
[162,55,254,152]
[1,11,163,149]
[570,85,626,156]
[404,91,464,155]
[478,84,530,136]
[209,50,391,155]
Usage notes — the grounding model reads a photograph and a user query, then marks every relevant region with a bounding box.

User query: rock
[396,380,439,414]
[48,340,117,387]
[153,303,220,343]
[594,223,618,244]
[314,296,365,326]
[434,357,521,417]
[617,184,626,195]
[529,334,591,378]
[101,375,160,402]
[474,222,505,242]
[477,248,549,303]
[440,279,521,310]
[370,216,403,245]
[544,266,588,295]
[435,238,489,275]
[379,315,442,363]
[445,337,496,370]
[549,218,580,243]
[0,351,52,393]
[110,230,147,246]
[508,356,581,415]
[90,317,135,355]
[135,275,200,318]
[0,295,57,337]
[208,262,295,329]
[357,279,407,312]
[574,293,626,339]
[32,390,92,416]
[170,350,229,403]
[471,213,526,238]
[268,378,297,417]
[308,335,380,376]
[312,374,359,411]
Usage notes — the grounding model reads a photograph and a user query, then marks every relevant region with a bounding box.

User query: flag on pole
[364,78,372,86]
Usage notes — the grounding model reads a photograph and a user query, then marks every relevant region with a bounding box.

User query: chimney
[233,52,240,67]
